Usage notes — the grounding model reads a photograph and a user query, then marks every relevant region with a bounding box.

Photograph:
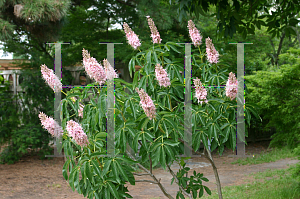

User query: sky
[0,44,13,59]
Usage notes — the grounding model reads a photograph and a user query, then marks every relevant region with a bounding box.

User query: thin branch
[149,153,153,174]
[126,150,174,199]
[135,180,158,184]
[166,164,192,199]
[132,173,150,176]
[275,31,286,66]
[203,147,223,199]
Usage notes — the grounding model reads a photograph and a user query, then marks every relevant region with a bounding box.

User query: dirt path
[0,141,299,199]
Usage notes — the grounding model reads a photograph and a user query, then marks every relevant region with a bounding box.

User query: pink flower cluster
[135,88,156,120]
[187,20,202,47]
[78,105,84,118]
[226,72,238,100]
[82,48,107,85]
[155,63,171,87]
[38,112,63,138]
[40,64,62,93]
[71,97,85,118]
[193,77,208,105]
[146,16,162,44]
[123,22,141,50]
[205,37,219,64]
[66,120,89,148]
[103,58,118,80]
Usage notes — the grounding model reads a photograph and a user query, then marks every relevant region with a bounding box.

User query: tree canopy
[166,0,300,39]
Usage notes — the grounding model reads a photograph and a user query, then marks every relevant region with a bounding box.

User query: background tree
[165,0,300,40]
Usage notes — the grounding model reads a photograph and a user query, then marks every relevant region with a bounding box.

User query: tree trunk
[274,31,286,66]
[106,16,110,39]
[203,147,223,199]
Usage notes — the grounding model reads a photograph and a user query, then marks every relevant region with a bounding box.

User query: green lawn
[231,146,298,166]
[201,167,300,199]
[150,146,300,199]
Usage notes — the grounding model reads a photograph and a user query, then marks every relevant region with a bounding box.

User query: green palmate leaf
[152,144,161,167]
[231,127,236,150]
[68,166,77,191]
[115,160,129,182]
[102,159,112,177]
[138,76,147,90]
[210,139,218,151]
[85,161,93,183]
[164,145,175,162]
[148,75,155,91]
[163,117,178,131]
[140,117,150,130]
[112,160,120,183]
[223,126,230,143]
[132,70,140,89]
[218,143,225,155]
[90,159,102,179]
[193,131,201,151]
[120,129,127,152]
[198,185,204,197]
[132,133,140,153]
[164,140,180,146]
[62,158,70,181]
[116,156,137,165]
[153,49,159,64]
[107,181,120,199]
[105,187,111,199]
[67,98,76,113]
[204,185,211,195]
[141,133,148,151]
[129,57,135,78]
[164,56,171,63]
[220,123,230,130]
[177,191,185,199]
[213,124,219,144]
[160,145,166,170]
[74,169,81,194]
[146,50,152,65]
[126,126,136,138]
[201,132,208,150]
[129,98,136,120]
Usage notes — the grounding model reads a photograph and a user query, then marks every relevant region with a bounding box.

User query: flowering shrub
[39,17,258,199]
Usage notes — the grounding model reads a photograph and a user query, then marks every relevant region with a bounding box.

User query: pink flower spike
[147,16,162,44]
[135,88,156,120]
[38,112,63,138]
[225,72,238,100]
[155,63,171,87]
[187,20,202,47]
[78,105,84,118]
[205,37,219,64]
[123,22,141,50]
[103,58,118,80]
[193,77,208,105]
[40,64,62,93]
[82,48,107,85]
[66,120,89,148]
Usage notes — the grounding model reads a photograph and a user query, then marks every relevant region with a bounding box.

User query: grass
[231,146,298,166]
[149,146,300,199]
[201,167,300,199]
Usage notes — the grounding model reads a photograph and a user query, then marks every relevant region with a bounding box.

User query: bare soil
[0,141,299,199]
